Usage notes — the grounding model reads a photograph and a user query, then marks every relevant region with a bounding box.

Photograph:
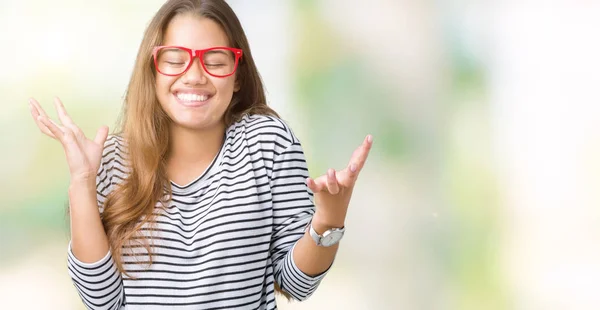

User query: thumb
[94,125,109,146]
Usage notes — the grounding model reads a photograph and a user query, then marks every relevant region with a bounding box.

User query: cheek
[156,76,175,95]
[155,76,177,111]
[212,76,236,97]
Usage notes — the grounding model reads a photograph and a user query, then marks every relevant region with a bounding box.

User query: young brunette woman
[29,0,372,309]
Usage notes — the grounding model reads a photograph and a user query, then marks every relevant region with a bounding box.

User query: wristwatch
[308,222,345,247]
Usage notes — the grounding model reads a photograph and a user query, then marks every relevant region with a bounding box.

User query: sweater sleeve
[269,137,330,301]
[66,136,126,310]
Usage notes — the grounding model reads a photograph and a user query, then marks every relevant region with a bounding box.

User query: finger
[37,115,65,142]
[347,134,373,174]
[306,177,325,193]
[326,168,340,194]
[54,97,78,131]
[94,126,109,146]
[29,98,50,119]
[337,134,373,186]
[29,101,56,139]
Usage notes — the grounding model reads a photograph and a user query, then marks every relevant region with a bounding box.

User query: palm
[29,97,109,182]
[306,135,373,226]
[67,131,105,179]
[83,138,105,172]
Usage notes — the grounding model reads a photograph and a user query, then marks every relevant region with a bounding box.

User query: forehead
[163,14,230,49]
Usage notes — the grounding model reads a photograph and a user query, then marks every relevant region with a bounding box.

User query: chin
[170,112,224,131]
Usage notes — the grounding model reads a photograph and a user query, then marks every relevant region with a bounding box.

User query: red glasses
[152,46,243,78]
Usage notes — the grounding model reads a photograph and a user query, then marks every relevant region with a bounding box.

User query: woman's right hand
[29,97,109,184]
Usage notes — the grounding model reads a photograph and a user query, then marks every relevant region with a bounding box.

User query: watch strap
[307,221,345,246]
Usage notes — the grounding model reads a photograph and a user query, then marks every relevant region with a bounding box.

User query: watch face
[321,231,342,247]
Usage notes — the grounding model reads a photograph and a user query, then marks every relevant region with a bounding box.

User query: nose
[181,56,208,85]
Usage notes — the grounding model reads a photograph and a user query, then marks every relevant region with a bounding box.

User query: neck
[167,122,226,166]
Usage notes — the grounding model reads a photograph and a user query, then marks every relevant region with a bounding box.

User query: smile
[173,92,213,107]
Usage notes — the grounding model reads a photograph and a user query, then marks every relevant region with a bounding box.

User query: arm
[270,140,334,301]
[69,179,110,264]
[31,98,125,309]
[297,134,373,272]
[66,151,125,310]
[271,133,373,301]
[291,216,341,276]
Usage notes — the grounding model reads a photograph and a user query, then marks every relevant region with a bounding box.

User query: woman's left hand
[306,134,373,232]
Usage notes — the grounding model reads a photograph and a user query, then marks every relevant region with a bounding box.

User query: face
[155,14,239,131]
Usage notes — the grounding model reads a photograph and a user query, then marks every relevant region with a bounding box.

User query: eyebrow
[162,48,187,52]
[204,50,230,55]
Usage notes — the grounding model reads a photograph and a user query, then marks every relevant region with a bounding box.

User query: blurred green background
[2,1,600,309]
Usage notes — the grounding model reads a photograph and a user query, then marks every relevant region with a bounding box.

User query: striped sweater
[67,114,328,309]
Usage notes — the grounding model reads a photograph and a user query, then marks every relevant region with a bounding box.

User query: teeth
[176,93,209,102]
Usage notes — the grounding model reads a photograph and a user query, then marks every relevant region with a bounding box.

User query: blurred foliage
[291,1,506,309]
[292,1,408,175]
[441,28,507,309]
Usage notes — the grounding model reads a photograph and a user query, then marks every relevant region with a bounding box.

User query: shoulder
[99,134,128,181]
[227,114,300,148]
[103,134,125,154]
[102,134,127,164]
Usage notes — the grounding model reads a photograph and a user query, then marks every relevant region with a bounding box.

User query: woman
[29,0,372,309]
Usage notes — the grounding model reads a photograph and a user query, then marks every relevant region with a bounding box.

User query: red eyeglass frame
[152,46,243,78]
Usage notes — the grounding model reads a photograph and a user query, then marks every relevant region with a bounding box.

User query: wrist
[69,178,96,192]
[311,213,345,235]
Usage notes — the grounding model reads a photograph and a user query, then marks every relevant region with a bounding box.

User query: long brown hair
[101,0,288,297]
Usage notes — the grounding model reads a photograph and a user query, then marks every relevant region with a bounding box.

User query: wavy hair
[101,0,287,297]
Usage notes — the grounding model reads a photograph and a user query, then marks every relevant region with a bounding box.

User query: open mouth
[173,92,213,107]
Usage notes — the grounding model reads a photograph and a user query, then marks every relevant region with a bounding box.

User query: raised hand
[306,135,373,231]
[29,97,109,183]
